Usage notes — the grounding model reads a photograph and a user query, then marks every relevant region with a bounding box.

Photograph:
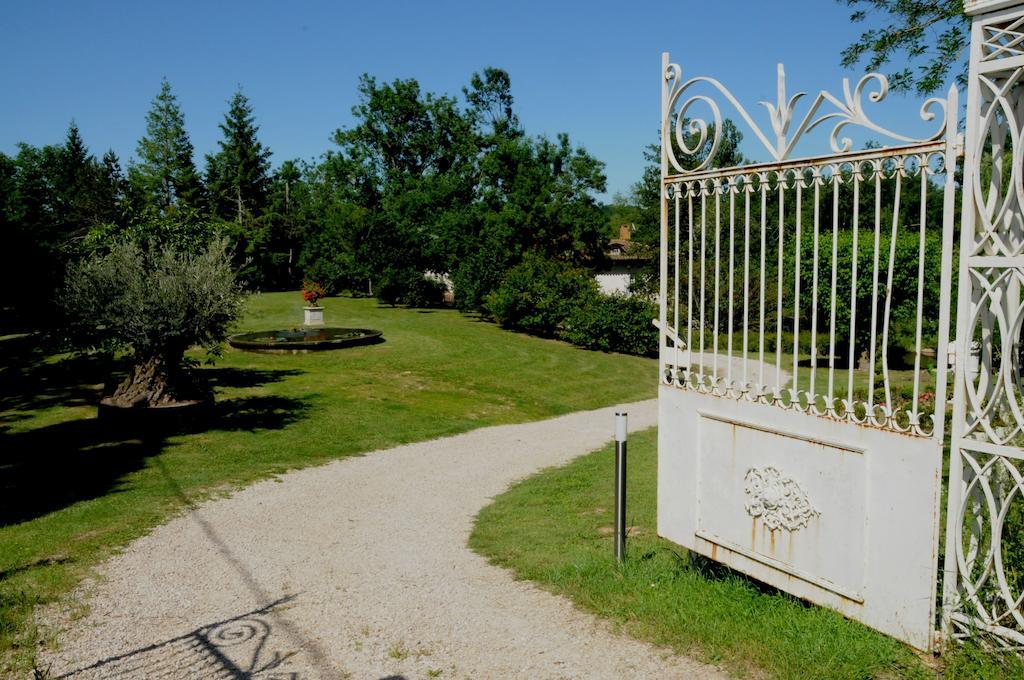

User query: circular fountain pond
[228,327,383,353]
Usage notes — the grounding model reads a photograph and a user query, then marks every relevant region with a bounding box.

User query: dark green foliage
[205,89,274,288]
[562,294,658,357]
[205,89,271,223]
[97,150,128,224]
[0,124,128,315]
[259,159,306,289]
[485,254,597,336]
[464,67,520,141]
[296,204,367,295]
[838,1,967,95]
[84,208,216,256]
[288,157,369,294]
[451,240,509,312]
[800,226,946,364]
[129,80,205,214]
[376,268,447,307]
[331,74,478,283]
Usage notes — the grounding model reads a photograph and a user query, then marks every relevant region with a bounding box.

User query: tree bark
[106,354,206,408]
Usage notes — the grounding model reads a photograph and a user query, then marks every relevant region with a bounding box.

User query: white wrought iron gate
[655,54,960,650]
[943,0,1024,652]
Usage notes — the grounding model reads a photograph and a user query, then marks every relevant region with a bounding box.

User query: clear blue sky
[0,1,950,200]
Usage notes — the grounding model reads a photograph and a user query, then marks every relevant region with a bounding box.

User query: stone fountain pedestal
[303,306,324,326]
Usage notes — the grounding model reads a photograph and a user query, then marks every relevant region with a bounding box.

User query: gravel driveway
[39,399,725,679]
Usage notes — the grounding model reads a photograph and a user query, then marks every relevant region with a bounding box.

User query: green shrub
[485,253,597,336]
[451,242,511,312]
[375,267,447,307]
[562,293,657,356]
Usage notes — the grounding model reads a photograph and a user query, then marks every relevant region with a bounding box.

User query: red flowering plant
[302,281,327,307]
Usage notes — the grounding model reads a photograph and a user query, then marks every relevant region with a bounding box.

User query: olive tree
[60,237,244,408]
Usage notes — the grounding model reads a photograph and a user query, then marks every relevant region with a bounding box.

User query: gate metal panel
[658,388,942,649]
[656,53,960,651]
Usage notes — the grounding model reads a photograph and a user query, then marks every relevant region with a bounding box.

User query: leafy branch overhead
[839,0,968,95]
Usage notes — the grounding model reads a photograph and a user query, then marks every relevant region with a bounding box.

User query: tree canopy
[838,0,967,95]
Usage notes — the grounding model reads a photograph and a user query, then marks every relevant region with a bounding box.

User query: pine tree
[206,88,271,222]
[63,121,89,169]
[130,79,204,213]
[98,149,127,224]
[57,121,101,237]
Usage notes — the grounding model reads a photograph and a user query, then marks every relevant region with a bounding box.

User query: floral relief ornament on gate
[662,61,951,175]
[744,466,819,531]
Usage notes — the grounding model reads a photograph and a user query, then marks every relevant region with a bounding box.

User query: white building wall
[595,271,632,296]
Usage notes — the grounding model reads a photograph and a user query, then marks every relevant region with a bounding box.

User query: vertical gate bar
[880,169,903,411]
[674,188,681,345]
[743,179,752,388]
[777,173,785,395]
[728,181,736,386]
[828,170,840,408]
[793,174,803,398]
[659,52,669,377]
[848,168,860,409]
[688,186,694,367]
[810,170,821,399]
[699,184,707,382]
[868,166,882,414]
[912,160,927,425]
[760,173,767,390]
[714,180,722,380]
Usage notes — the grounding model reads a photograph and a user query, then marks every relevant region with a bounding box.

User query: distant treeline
[0,68,611,317]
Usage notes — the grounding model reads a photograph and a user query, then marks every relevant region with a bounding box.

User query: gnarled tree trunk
[106,353,207,408]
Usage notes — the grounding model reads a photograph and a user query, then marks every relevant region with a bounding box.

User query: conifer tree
[57,121,103,238]
[98,149,127,224]
[130,79,204,213]
[206,89,271,223]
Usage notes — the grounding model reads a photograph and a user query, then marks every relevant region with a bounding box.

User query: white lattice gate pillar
[943,0,1024,650]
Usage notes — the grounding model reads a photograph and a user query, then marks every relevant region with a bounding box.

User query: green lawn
[470,428,1024,680]
[0,292,657,674]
